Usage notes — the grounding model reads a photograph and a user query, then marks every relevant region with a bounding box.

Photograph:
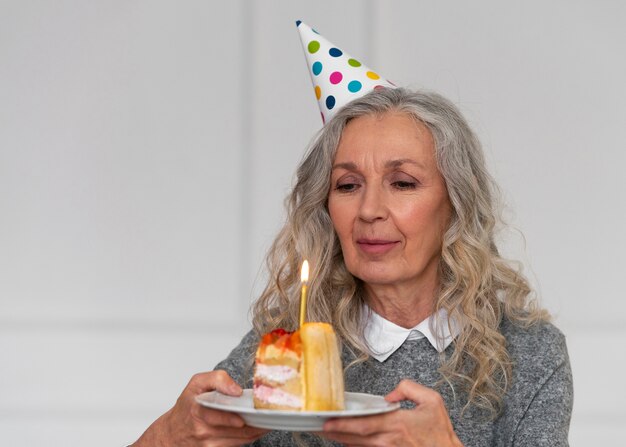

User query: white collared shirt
[363,306,459,362]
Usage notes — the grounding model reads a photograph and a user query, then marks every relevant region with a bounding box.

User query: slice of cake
[253,322,345,411]
[253,328,303,410]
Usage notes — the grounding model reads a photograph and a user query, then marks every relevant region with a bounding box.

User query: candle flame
[301,260,309,283]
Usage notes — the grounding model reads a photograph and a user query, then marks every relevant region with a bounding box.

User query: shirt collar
[363,306,459,362]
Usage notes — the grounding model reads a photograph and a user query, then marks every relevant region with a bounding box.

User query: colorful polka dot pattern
[308,41,320,53]
[296,21,396,123]
[330,71,343,84]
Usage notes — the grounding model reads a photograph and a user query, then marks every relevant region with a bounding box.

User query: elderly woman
[132,88,573,446]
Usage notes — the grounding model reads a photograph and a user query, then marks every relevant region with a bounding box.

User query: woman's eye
[336,182,359,192]
[392,180,417,190]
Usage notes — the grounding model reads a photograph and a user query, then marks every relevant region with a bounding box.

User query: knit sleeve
[212,329,259,389]
[512,343,574,446]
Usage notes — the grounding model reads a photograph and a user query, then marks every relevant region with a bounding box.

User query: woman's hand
[132,370,268,447]
[321,379,463,447]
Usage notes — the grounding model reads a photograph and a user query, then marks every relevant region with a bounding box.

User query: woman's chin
[352,269,402,287]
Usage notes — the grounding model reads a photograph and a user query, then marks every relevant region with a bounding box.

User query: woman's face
[328,112,451,289]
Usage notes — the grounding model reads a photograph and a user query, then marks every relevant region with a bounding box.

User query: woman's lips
[356,239,400,255]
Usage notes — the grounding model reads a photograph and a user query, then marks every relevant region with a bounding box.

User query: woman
[132,88,573,446]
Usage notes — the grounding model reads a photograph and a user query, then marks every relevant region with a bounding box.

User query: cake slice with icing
[253,323,345,411]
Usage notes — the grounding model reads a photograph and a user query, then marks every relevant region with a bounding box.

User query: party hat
[296,20,396,124]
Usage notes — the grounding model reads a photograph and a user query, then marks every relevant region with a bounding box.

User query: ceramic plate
[195,389,400,431]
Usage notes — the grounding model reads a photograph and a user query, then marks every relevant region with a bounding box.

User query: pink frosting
[255,364,298,383]
[253,384,301,408]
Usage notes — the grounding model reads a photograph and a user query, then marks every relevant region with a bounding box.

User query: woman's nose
[358,186,388,222]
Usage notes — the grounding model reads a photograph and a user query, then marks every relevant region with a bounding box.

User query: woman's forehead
[333,113,436,167]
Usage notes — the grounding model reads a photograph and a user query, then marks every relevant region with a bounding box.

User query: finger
[385,379,435,403]
[192,406,246,429]
[191,418,268,444]
[193,405,270,439]
[210,370,243,396]
[324,414,390,437]
[187,370,242,396]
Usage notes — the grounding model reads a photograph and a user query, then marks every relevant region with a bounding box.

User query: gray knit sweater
[214,318,572,446]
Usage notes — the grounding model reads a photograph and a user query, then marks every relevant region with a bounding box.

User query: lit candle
[299,260,309,327]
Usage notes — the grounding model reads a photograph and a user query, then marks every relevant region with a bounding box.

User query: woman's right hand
[132,370,268,447]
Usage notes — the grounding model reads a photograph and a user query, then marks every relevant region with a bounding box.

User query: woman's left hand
[321,379,463,447]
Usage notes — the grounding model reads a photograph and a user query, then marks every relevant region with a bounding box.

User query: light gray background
[1,1,624,445]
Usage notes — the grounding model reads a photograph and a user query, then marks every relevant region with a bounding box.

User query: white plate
[195,389,400,431]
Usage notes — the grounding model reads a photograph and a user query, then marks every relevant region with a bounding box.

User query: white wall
[1,1,624,445]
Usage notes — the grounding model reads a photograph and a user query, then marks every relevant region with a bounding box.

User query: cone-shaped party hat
[296,20,396,124]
